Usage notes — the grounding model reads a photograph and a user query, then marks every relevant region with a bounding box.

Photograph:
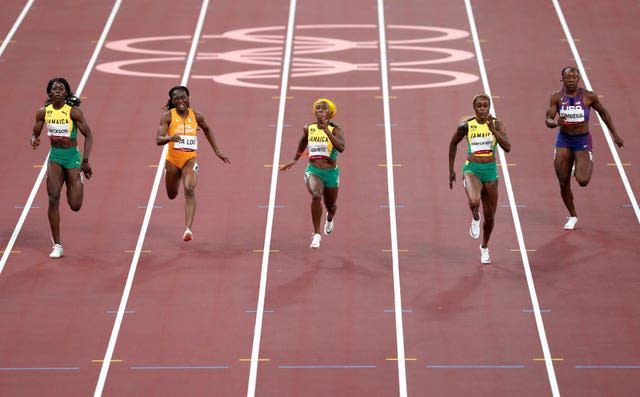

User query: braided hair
[165,85,190,110]
[45,77,81,107]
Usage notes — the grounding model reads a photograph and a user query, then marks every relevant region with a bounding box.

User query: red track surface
[0,1,637,396]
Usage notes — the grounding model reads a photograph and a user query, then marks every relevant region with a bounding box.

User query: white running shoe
[480,245,491,264]
[564,216,578,230]
[310,233,321,249]
[324,219,334,235]
[470,218,480,239]
[49,244,64,259]
[183,228,193,241]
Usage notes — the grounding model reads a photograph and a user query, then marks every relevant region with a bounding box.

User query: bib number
[174,134,197,151]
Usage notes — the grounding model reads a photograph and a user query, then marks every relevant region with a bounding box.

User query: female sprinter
[545,66,624,230]
[449,94,511,264]
[280,98,345,249]
[156,85,230,241]
[30,77,93,259]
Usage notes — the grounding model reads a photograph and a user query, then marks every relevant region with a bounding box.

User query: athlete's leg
[305,173,324,234]
[181,158,199,229]
[165,161,182,200]
[46,162,66,244]
[64,168,84,211]
[573,150,593,187]
[554,147,577,217]
[463,172,483,221]
[323,188,338,222]
[480,180,499,248]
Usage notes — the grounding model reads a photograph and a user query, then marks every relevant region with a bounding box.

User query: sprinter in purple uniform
[545,66,624,230]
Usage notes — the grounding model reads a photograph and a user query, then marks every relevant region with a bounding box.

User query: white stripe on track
[245,0,297,395]
[0,0,123,276]
[91,1,210,396]
[375,1,408,396]
[464,1,561,396]
[0,0,34,57]
[551,0,639,223]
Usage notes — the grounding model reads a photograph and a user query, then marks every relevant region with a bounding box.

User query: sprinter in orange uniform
[156,85,230,241]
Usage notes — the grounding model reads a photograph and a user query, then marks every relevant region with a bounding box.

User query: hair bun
[66,95,81,107]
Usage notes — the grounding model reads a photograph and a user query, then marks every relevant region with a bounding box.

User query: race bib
[469,136,494,155]
[560,105,585,124]
[174,134,197,151]
[308,142,330,159]
[47,123,71,139]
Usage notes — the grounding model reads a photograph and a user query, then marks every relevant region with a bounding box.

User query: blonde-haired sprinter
[281,98,345,249]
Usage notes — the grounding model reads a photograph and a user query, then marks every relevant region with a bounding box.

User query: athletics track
[0,0,638,396]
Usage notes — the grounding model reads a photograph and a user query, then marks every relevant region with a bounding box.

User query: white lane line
[464,1,561,396]
[376,1,408,396]
[0,0,35,57]
[551,0,639,223]
[245,0,297,396]
[0,0,123,276]
[91,1,209,396]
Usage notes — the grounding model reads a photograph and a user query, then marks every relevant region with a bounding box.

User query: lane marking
[92,360,122,363]
[377,2,408,397]
[252,249,280,253]
[0,0,122,276]
[534,358,563,361]
[130,365,229,370]
[465,1,560,396]
[92,2,207,396]
[386,358,417,361]
[279,364,376,369]
[576,365,640,369]
[552,0,640,224]
[239,358,270,362]
[427,364,524,369]
[0,0,35,58]
[246,1,297,396]
[0,367,80,371]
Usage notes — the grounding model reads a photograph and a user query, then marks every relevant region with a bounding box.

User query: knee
[558,178,571,189]
[184,186,196,198]
[48,194,60,208]
[576,177,590,187]
[70,203,82,212]
[468,198,481,209]
[167,190,178,200]
[311,193,322,201]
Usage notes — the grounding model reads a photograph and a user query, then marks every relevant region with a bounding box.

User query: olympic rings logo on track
[96,25,479,90]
